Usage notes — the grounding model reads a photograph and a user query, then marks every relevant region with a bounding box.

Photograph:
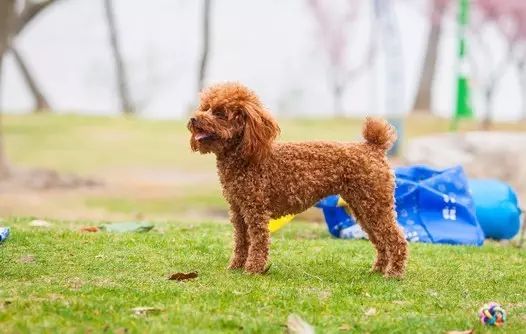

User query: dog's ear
[190,135,198,151]
[188,120,199,151]
[241,102,280,163]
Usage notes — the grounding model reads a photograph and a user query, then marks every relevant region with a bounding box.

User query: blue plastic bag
[317,165,485,246]
[469,180,522,240]
[0,227,9,244]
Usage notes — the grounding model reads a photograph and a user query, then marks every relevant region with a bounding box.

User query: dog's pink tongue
[195,132,210,140]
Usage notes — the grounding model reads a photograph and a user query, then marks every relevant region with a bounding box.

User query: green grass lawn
[4,113,525,174]
[1,218,525,333]
[2,114,526,332]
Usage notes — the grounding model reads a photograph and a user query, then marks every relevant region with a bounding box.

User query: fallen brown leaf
[168,271,198,281]
[0,300,12,310]
[80,226,99,233]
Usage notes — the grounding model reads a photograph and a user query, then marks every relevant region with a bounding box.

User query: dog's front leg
[228,205,249,270]
[243,207,270,274]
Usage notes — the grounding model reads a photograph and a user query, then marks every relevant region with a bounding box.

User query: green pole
[452,0,473,130]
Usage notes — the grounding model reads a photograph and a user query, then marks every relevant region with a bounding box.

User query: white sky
[1,0,522,120]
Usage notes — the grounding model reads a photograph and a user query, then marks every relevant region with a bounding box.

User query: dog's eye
[212,109,226,119]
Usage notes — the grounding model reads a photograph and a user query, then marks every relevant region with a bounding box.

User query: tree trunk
[0,0,15,179]
[197,0,211,93]
[412,6,444,113]
[104,0,134,114]
[10,45,50,112]
[481,44,514,129]
[0,58,9,179]
[333,83,344,117]
[481,85,494,130]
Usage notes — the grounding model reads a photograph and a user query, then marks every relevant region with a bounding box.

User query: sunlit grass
[5,113,525,174]
[1,218,525,333]
[2,113,525,332]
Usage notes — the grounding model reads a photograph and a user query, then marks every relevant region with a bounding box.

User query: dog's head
[188,82,280,163]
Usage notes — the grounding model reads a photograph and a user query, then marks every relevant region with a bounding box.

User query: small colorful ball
[479,302,506,327]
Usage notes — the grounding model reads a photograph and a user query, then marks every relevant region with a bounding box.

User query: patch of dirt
[0,167,101,193]
[18,255,35,264]
[0,167,220,221]
[0,167,327,225]
[67,277,84,290]
[181,208,229,221]
[102,167,217,187]
[132,306,162,316]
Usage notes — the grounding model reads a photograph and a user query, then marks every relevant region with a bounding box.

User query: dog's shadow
[226,260,391,285]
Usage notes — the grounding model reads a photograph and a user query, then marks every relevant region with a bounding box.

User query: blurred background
[0,0,524,223]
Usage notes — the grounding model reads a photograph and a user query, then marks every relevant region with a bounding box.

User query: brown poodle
[187,82,408,277]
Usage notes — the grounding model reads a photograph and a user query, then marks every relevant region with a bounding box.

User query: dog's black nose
[190,117,197,125]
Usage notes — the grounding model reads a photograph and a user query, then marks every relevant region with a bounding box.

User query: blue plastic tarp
[316,165,486,246]
[0,227,9,244]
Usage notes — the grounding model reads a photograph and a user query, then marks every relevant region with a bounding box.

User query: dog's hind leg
[341,197,390,274]
[342,191,408,278]
[356,216,389,273]
[364,203,407,278]
[228,205,250,270]
[382,220,408,278]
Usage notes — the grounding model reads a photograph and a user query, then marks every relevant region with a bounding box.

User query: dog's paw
[227,258,246,270]
[382,261,406,279]
[370,257,389,274]
[369,265,384,274]
[244,261,269,274]
[383,269,405,279]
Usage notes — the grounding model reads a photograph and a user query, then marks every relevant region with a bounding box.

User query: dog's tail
[362,117,397,151]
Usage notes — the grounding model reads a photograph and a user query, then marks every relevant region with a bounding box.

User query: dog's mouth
[194,131,215,141]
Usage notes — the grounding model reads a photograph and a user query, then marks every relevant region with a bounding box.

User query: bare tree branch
[481,41,516,129]
[9,0,59,112]
[10,44,50,111]
[342,37,376,88]
[15,0,58,35]
[307,0,369,117]
[104,0,134,114]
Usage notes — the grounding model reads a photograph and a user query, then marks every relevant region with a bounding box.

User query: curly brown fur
[188,82,408,277]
